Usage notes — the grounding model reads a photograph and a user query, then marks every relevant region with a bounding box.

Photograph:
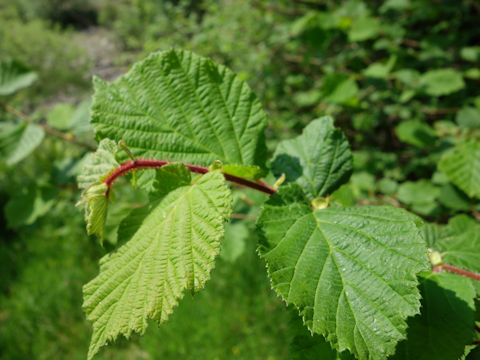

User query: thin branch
[440,263,480,282]
[103,159,277,197]
[231,213,258,220]
[0,103,96,151]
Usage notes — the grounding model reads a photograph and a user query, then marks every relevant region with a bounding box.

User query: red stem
[103,159,277,196]
[441,263,480,282]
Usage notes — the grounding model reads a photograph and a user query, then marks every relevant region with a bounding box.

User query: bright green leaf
[258,186,429,360]
[322,74,359,105]
[91,49,268,170]
[77,139,119,190]
[77,182,109,243]
[420,69,465,96]
[392,272,476,360]
[271,118,352,200]
[83,170,232,359]
[348,17,380,42]
[0,59,38,95]
[222,164,262,180]
[363,56,396,79]
[46,103,75,130]
[438,140,480,198]
[460,46,480,62]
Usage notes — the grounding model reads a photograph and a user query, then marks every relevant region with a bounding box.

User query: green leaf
[0,59,38,95]
[77,139,120,190]
[91,49,268,171]
[438,184,471,212]
[322,74,359,105]
[220,221,248,262]
[392,272,476,360]
[438,140,480,198]
[83,170,232,359]
[460,46,480,62]
[271,117,353,200]
[456,107,480,129]
[46,103,75,130]
[434,221,480,274]
[258,186,429,360]
[363,56,396,79]
[288,307,355,360]
[395,120,436,148]
[420,69,465,96]
[4,184,58,227]
[77,182,109,243]
[348,17,380,42]
[222,164,262,180]
[397,180,440,215]
[0,122,45,165]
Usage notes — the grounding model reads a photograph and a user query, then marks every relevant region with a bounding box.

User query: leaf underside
[258,186,429,360]
[83,169,231,359]
[271,117,352,200]
[91,49,268,171]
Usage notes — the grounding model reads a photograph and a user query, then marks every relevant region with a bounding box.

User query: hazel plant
[78,49,480,360]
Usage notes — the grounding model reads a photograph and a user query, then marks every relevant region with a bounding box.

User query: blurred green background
[1,0,479,359]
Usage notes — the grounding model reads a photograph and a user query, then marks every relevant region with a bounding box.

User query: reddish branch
[103,159,277,196]
[440,263,480,282]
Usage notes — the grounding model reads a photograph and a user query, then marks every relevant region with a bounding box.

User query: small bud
[311,196,330,210]
[428,249,443,267]
[209,160,223,171]
[273,173,286,189]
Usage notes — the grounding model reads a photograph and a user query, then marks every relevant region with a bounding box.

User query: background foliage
[1,0,479,359]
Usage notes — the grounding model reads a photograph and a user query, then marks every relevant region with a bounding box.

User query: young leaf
[91,49,268,171]
[438,140,480,199]
[258,185,429,360]
[271,117,352,200]
[77,139,119,190]
[83,170,232,359]
[0,59,38,95]
[77,182,109,243]
[392,272,476,360]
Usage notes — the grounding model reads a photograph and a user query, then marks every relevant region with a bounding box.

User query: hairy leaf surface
[77,182,109,243]
[91,49,268,171]
[258,186,429,360]
[271,117,352,200]
[438,140,480,198]
[392,272,476,360]
[83,169,231,359]
[77,139,119,190]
